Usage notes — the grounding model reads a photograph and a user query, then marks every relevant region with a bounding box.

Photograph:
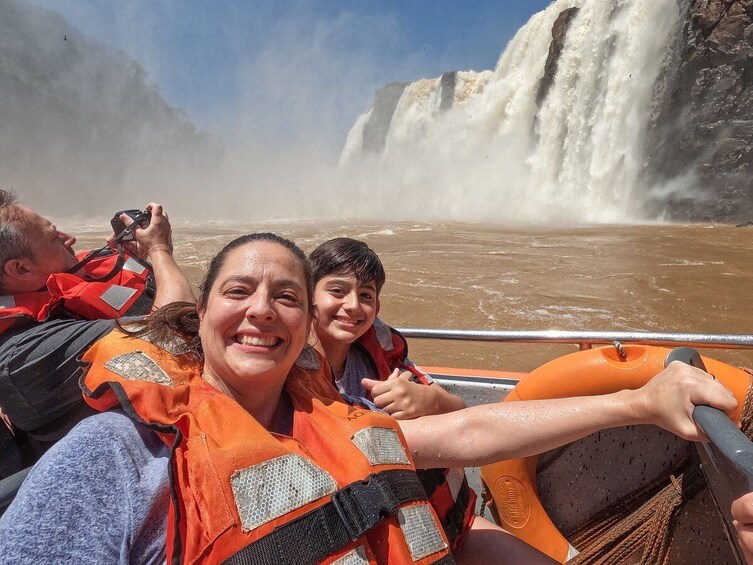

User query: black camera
[110,209,151,241]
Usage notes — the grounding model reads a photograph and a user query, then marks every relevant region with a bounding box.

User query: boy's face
[313,273,379,346]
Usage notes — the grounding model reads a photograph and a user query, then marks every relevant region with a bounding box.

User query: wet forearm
[148,247,195,308]
[400,390,638,469]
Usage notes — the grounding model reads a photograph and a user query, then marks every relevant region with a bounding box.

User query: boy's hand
[362,369,434,419]
[362,369,465,419]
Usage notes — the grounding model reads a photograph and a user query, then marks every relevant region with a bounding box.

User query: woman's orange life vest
[479,344,751,563]
[0,249,154,335]
[355,318,477,551]
[82,330,454,565]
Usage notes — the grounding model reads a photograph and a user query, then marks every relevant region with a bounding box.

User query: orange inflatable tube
[478,344,750,563]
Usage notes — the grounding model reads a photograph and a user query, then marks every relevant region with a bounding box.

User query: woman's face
[199,241,310,393]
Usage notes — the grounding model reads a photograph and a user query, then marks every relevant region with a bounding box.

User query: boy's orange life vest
[82,330,454,565]
[355,318,477,551]
[0,249,154,335]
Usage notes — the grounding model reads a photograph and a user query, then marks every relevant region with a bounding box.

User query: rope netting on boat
[564,375,753,564]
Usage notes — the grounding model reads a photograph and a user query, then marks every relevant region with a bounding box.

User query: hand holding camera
[110,209,152,241]
[108,203,172,259]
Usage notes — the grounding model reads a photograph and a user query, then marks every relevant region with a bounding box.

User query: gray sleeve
[0,411,170,565]
[0,318,116,430]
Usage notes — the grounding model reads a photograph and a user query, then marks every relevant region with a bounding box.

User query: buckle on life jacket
[331,472,403,540]
[222,469,429,565]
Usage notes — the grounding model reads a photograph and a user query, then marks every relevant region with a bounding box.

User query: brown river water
[75,221,753,373]
[74,220,753,559]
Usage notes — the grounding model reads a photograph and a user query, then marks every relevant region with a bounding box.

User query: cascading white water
[340,0,682,225]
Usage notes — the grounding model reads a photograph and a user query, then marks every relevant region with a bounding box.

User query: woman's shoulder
[63,410,170,479]
[68,408,139,433]
[43,409,163,460]
[21,410,168,495]
[0,410,170,563]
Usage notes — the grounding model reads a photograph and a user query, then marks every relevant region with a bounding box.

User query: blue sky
[28,1,553,152]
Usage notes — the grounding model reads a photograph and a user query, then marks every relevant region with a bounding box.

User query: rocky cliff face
[647,0,753,222]
[0,0,220,215]
[508,0,753,223]
[536,7,580,108]
[361,82,409,153]
[343,0,753,224]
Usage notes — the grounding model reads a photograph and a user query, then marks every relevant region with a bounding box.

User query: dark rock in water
[536,7,579,108]
[362,81,409,153]
[439,71,457,112]
[646,0,753,223]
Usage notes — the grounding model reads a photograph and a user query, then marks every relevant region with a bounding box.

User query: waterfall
[340,0,682,225]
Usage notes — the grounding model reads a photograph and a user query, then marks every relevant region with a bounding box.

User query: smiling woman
[197,236,313,428]
[0,232,737,564]
[0,233,460,564]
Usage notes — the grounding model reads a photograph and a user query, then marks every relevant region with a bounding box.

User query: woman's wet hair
[309,237,386,293]
[123,233,313,361]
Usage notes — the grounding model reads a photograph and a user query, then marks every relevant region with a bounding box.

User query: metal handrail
[396,328,753,350]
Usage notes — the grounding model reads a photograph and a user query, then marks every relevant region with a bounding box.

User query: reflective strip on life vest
[122,256,148,275]
[331,546,369,565]
[222,469,440,565]
[99,285,139,311]
[231,453,338,532]
[103,351,175,387]
[351,427,410,466]
[398,502,449,561]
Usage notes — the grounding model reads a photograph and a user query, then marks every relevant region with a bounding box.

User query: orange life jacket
[354,318,477,551]
[82,330,455,565]
[0,248,154,335]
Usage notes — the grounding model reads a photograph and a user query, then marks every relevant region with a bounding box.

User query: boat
[407,327,753,564]
[2,327,753,563]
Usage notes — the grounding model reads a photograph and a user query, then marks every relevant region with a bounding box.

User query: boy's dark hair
[310,237,386,294]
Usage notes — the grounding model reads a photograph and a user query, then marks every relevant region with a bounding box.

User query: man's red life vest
[0,249,154,335]
[355,318,477,551]
[82,330,455,565]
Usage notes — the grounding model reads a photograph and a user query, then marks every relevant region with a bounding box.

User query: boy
[309,237,465,417]
[309,237,475,551]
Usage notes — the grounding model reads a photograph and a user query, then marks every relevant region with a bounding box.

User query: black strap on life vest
[440,475,472,549]
[222,468,455,565]
[415,468,471,549]
[67,243,152,285]
[66,209,153,283]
